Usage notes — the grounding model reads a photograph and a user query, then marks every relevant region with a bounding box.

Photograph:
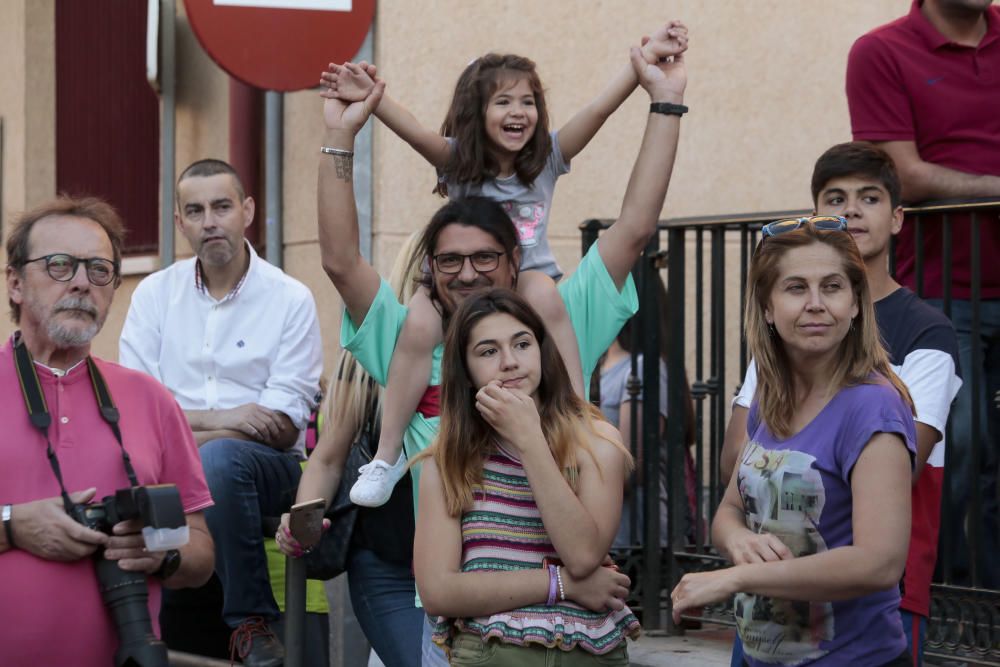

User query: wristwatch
[2,504,14,548]
[154,549,182,581]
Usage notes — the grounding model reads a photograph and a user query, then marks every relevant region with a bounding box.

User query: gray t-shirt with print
[443,131,569,280]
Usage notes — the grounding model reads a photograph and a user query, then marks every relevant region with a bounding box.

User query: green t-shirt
[341,242,638,507]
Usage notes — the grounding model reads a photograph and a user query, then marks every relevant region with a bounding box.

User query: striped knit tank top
[430,443,640,654]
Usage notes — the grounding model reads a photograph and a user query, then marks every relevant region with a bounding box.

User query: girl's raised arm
[557,20,688,162]
[323,61,451,169]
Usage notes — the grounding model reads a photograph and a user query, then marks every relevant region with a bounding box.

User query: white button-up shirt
[119,243,322,458]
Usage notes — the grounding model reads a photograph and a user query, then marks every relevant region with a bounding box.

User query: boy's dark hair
[811,142,902,209]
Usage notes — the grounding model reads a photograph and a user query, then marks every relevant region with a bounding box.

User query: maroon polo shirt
[846,0,1000,299]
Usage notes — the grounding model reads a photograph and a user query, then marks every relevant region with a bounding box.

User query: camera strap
[12,332,140,513]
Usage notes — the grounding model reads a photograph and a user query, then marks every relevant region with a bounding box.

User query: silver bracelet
[320,146,354,157]
[556,566,565,602]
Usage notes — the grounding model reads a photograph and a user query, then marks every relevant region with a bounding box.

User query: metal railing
[583,197,1000,664]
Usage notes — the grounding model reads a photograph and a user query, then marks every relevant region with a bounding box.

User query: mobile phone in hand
[289,498,325,549]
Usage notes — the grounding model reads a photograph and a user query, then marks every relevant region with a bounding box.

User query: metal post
[640,234,663,631]
[159,0,176,267]
[969,212,982,587]
[264,91,283,267]
[580,219,603,257]
[283,556,307,667]
[665,226,686,632]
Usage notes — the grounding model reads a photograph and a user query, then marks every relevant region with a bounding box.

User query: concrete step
[629,628,736,667]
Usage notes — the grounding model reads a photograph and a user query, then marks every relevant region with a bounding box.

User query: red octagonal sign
[184,0,376,92]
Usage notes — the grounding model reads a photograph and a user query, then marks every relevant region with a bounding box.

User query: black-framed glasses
[761,215,848,239]
[21,254,119,286]
[432,251,505,275]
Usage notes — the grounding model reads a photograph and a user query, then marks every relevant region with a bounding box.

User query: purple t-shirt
[740,378,916,666]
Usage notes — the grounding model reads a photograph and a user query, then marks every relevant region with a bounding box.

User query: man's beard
[45,296,103,347]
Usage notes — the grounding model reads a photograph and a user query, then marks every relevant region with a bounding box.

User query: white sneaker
[349,452,407,507]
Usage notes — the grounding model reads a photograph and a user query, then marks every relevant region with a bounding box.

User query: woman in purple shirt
[671,217,916,667]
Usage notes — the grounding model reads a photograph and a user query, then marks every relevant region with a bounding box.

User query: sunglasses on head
[761,215,848,238]
[753,216,848,256]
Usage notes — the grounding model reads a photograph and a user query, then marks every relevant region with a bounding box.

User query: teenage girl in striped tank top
[413,289,640,666]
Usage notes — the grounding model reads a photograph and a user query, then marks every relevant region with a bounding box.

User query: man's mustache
[53,296,98,318]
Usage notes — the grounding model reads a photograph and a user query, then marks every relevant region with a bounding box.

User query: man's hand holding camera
[104,518,168,575]
[8,488,107,561]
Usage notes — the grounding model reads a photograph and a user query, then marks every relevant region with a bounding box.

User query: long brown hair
[421,289,630,516]
[745,224,913,438]
[434,54,552,197]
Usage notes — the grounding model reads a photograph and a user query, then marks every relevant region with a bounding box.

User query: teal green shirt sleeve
[339,279,407,386]
[558,243,639,392]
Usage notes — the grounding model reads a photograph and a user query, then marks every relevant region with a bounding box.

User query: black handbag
[303,399,378,580]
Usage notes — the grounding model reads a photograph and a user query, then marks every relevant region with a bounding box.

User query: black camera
[73,485,187,667]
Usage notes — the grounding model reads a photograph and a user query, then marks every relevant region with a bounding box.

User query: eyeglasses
[761,215,848,239]
[21,253,119,286]
[432,251,505,275]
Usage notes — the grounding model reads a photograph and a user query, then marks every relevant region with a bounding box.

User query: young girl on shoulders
[323,23,689,508]
[414,289,638,665]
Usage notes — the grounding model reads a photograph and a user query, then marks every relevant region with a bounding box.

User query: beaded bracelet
[546,564,558,605]
[556,565,566,602]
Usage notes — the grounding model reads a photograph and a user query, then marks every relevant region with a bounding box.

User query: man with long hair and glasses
[722,142,961,666]
[0,197,215,666]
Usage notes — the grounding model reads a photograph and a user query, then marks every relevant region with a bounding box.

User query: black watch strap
[650,102,688,116]
[154,549,181,581]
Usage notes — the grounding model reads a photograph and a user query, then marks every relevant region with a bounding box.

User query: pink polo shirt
[0,337,213,667]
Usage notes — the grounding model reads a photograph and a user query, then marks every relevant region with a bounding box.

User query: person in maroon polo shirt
[846,0,1000,596]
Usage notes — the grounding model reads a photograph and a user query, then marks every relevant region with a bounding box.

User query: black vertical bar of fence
[709,227,726,521]
[915,216,925,298]
[694,227,706,552]
[666,226,687,632]
[641,234,664,630]
[940,214,954,582]
[581,219,602,408]
[969,211,982,588]
[580,219,601,255]
[627,274,642,546]
[739,226,749,376]
[888,234,897,279]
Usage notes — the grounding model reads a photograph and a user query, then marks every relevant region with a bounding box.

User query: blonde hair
[745,225,913,438]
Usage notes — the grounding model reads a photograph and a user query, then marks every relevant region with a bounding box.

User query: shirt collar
[10,332,89,378]
[194,239,255,303]
[34,358,87,378]
[910,0,1000,50]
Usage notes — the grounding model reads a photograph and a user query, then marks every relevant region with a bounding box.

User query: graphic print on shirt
[735,441,833,666]
[502,200,545,248]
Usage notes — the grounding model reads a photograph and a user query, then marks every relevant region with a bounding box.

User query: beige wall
[1,1,907,386]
